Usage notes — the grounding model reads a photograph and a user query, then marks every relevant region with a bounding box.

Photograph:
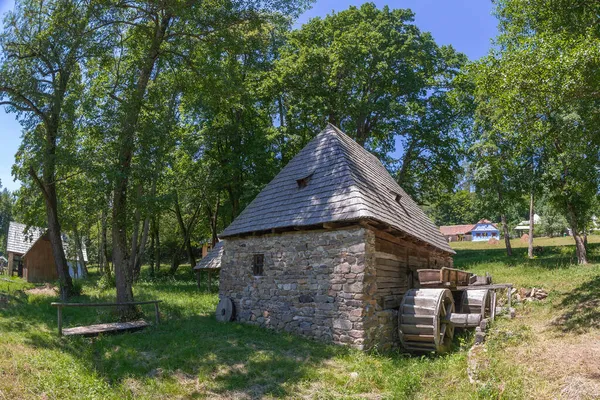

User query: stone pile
[511,287,548,303]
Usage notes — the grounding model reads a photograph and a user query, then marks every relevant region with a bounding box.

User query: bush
[71,279,83,296]
[97,273,115,290]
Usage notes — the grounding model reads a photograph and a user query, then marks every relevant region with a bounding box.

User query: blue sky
[0,0,498,192]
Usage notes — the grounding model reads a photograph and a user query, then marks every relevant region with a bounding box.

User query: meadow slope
[0,236,598,399]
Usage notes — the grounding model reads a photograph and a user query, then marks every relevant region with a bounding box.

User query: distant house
[470,219,500,242]
[439,224,475,242]
[515,214,541,236]
[439,219,500,242]
[6,221,87,283]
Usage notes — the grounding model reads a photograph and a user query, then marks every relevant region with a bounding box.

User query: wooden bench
[50,300,162,337]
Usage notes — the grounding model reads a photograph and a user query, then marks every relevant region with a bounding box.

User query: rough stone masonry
[220,226,381,349]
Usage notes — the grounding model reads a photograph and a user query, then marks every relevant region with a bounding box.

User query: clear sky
[0,0,498,192]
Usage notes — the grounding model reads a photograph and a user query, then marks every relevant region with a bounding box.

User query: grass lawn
[0,235,598,399]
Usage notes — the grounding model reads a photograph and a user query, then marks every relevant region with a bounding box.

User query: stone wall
[219,225,454,352]
[219,226,374,349]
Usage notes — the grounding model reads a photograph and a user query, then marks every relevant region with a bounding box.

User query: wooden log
[51,300,162,307]
[63,320,149,337]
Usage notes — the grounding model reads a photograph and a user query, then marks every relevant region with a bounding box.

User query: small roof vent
[297,172,314,189]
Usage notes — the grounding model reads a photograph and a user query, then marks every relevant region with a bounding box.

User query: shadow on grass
[453,242,600,271]
[0,270,345,398]
[553,274,600,333]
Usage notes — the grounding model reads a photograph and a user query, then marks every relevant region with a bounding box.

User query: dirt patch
[561,375,600,400]
[25,284,57,296]
[509,315,600,398]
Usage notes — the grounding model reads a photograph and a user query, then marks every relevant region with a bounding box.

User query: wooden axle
[443,312,481,328]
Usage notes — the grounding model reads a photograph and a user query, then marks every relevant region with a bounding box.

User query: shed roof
[193,241,223,270]
[7,221,88,262]
[7,222,44,255]
[439,224,475,236]
[220,124,454,254]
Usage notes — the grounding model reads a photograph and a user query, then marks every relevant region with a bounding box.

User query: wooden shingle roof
[7,221,88,261]
[220,125,454,254]
[439,224,475,236]
[193,241,223,270]
[7,221,44,255]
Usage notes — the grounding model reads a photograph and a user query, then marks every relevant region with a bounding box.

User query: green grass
[0,237,599,399]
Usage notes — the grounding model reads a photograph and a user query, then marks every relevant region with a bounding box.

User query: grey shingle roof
[193,241,223,270]
[220,125,454,254]
[7,221,89,261]
[7,222,44,255]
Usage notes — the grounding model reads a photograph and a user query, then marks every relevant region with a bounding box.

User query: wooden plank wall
[373,229,450,310]
[23,238,58,283]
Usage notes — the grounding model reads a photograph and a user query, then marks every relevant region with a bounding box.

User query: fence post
[57,305,63,336]
[154,302,160,325]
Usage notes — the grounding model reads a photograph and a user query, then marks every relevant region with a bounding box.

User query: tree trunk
[101,207,111,276]
[149,225,155,278]
[573,233,588,264]
[44,184,74,300]
[155,217,161,273]
[169,251,181,275]
[528,192,534,259]
[174,194,197,268]
[30,166,73,299]
[133,217,150,279]
[207,193,220,247]
[112,14,171,317]
[501,214,512,257]
[567,203,588,265]
[74,227,88,278]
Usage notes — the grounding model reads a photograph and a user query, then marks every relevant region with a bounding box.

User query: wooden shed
[7,221,87,283]
[217,124,455,351]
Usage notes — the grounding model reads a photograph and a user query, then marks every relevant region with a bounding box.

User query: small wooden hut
[217,125,454,351]
[7,221,87,283]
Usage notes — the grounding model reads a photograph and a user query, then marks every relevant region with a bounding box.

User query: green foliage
[470,0,600,262]
[538,201,568,237]
[0,185,15,252]
[97,273,116,291]
[426,190,479,226]
[272,3,471,202]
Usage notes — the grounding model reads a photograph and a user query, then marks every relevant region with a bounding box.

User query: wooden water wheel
[399,288,455,353]
[460,289,491,319]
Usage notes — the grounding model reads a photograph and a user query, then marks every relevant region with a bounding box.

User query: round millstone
[216,297,234,322]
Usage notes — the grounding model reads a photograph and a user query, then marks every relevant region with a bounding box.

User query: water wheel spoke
[445,302,453,318]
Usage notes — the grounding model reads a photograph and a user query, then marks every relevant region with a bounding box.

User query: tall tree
[0,184,14,252]
[471,0,600,264]
[0,0,104,298]
[273,3,471,202]
[95,0,309,315]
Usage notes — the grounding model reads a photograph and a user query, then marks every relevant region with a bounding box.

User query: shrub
[97,273,115,290]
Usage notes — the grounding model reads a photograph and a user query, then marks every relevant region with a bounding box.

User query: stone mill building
[218,124,455,351]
